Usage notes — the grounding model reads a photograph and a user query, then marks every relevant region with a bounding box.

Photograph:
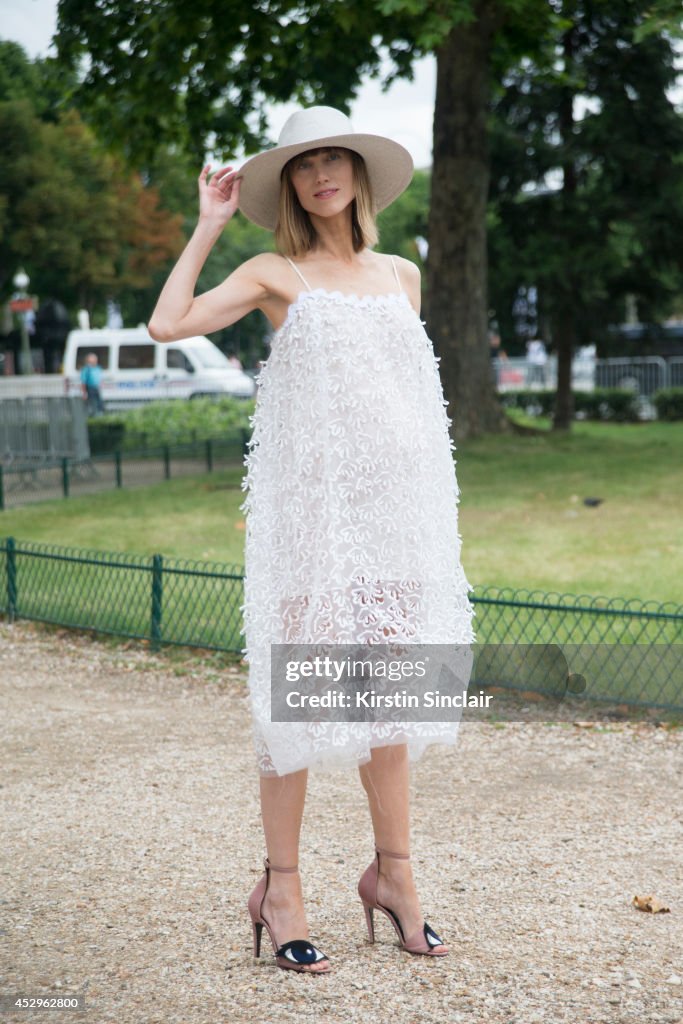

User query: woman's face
[288,147,355,219]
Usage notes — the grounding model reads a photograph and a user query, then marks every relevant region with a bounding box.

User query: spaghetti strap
[284,255,313,292]
[390,254,404,295]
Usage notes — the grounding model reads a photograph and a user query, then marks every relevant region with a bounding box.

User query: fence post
[6,536,17,622]
[206,438,213,473]
[163,445,171,480]
[151,554,163,650]
[115,450,122,488]
[0,465,4,511]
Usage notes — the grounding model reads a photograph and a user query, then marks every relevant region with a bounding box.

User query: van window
[167,348,195,373]
[75,346,110,369]
[118,345,156,370]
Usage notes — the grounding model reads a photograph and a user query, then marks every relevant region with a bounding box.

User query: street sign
[10,298,34,313]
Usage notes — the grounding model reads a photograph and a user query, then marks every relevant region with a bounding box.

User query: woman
[149,106,476,975]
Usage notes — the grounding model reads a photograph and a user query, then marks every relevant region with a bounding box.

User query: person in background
[488,328,508,362]
[226,348,243,369]
[80,352,104,416]
[526,337,548,386]
[489,327,508,386]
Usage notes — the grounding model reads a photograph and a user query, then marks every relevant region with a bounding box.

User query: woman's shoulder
[391,253,421,283]
[235,251,291,292]
[380,254,421,314]
[240,251,288,274]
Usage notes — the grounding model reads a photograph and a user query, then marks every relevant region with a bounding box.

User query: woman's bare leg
[358,743,446,948]
[258,769,329,969]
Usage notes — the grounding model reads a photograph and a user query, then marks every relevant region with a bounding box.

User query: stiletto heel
[357,846,449,957]
[247,858,331,974]
[252,920,263,957]
[362,901,375,942]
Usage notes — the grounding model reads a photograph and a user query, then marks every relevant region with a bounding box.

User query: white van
[62,328,255,410]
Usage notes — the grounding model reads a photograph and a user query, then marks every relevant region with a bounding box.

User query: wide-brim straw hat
[237,105,414,231]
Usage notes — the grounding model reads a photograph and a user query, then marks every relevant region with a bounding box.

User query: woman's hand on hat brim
[198,164,243,227]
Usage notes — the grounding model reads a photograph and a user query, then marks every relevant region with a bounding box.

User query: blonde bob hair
[275,147,378,257]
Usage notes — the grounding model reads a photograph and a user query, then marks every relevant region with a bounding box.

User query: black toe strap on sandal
[424,922,445,947]
[275,939,329,965]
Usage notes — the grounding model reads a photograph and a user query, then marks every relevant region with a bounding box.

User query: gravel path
[1,619,682,1024]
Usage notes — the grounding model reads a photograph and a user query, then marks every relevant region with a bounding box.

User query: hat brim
[236,133,414,231]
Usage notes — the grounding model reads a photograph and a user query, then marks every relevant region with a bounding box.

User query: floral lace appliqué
[239,290,477,777]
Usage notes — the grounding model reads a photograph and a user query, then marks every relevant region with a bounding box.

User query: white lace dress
[239,254,477,777]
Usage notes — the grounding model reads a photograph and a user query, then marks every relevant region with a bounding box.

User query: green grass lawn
[1,419,682,605]
[461,416,682,605]
[0,468,248,567]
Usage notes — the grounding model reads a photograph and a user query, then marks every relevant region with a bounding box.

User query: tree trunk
[426,0,509,441]
[552,24,578,432]
[552,311,575,428]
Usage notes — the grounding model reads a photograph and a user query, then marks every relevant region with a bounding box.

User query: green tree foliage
[376,169,430,266]
[0,44,184,312]
[0,40,41,104]
[54,0,426,166]
[52,0,683,436]
[487,0,683,425]
[51,0,555,438]
[0,39,80,121]
[0,34,429,356]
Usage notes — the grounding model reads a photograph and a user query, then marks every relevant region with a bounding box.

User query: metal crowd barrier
[0,396,90,470]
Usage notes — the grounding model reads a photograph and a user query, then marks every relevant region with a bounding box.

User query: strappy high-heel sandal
[358,846,449,956]
[247,857,331,974]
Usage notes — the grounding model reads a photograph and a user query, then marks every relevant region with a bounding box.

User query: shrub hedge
[653,388,683,421]
[500,388,642,421]
[87,396,256,454]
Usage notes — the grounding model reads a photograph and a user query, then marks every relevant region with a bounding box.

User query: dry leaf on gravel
[633,894,671,913]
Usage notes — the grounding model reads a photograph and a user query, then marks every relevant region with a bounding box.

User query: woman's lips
[314,188,339,199]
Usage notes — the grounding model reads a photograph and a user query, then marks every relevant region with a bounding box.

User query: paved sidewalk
[1,619,682,1024]
[0,453,241,509]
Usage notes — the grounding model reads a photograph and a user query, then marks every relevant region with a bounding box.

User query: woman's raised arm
[148,165,268,342]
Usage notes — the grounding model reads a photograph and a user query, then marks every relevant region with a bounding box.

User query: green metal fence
[473,585,682,709]
[0,537,246,654]
[1,536,682,710]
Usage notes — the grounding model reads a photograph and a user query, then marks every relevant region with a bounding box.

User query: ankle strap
[265,857,299,873]
[375,845,410,859]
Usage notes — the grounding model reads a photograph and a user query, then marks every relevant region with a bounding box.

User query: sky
[2,0,682,173]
